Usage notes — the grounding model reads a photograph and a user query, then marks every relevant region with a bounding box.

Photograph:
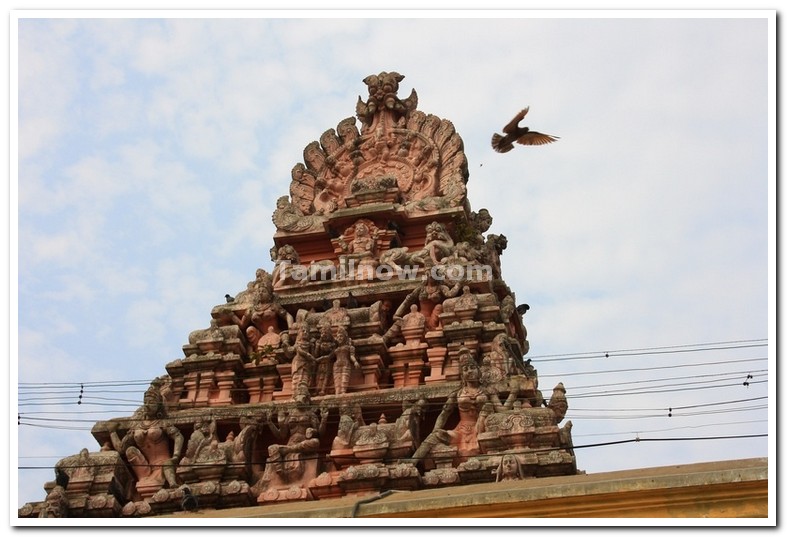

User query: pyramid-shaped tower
[20,71,577,518]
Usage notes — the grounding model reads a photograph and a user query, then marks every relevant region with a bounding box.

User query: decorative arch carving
[277,71,469,231]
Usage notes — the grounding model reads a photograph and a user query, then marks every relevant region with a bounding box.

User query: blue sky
[13,10,775,519]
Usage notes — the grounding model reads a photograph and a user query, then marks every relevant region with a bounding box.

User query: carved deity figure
[407,348,508,463]
[394,268,462,321]
[333,404,365,451]
[312,322,337,396]
[290,326,317,401]
[262,397,328,486]
[338,220,379,279]
[419,269,463,306]
[349,221,375,254]
[483,233,508,279]
[420,222,455,265]
[495,453,525,482]
[39,485,68,518]
[109,382,184,495]
[181,416,216,466]
[322,326,359,395]
[272,244,302,289]
[370,299,393,332]
[231,268,274,305]
[483,333,514,383]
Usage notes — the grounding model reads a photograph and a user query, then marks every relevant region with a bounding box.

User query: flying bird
[491,107,559,153]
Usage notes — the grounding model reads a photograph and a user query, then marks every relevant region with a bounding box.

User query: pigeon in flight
[491,107,559,153]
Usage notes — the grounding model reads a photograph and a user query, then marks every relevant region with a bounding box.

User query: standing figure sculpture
[290,326,317,402]
[109,382,184,497]
[312,322,337,396]
[321,326,359,395]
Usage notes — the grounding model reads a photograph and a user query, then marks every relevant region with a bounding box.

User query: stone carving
[173,416,259,487]
[290,325,317,401]
[312,322,337,397]
[257,326,282,355]
[330,399,426,468]
[483,233,508,279]
[254,396,328,502]
[20,72,579,518]
[394,265,463,320]
[483,332,523,383]
[272,194,325,233]
[495,453,525,482]
[39,485,69,518]
[271,244,302,289]
[285,72,468,222]
[186,318,242,355]
[548,382,569,423]
[356,71,418,129]
[337,219,377,279]
[407,348,509,465]
[320,326,359,395]
[108,381,184,499]
[442,285,479,323]
[421,222,455,265]
[232,269,274,305]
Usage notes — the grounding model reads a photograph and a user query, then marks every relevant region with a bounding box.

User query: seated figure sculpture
[108,382,184,498]
[406,348,511,465]
[254,396,328,500]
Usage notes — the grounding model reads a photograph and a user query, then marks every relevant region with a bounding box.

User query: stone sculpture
[108,381,184,499]
[21,71,575,519]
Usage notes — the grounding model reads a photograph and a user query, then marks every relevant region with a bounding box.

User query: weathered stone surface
[20,71,576,518]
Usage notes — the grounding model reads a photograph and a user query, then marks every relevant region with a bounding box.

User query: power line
[15,432,769,472]
[527,338,768,362]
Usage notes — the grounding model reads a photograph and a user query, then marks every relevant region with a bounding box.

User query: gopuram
[19,71,577,518]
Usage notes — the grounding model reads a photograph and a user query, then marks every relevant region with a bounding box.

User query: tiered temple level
[20,71,576,518]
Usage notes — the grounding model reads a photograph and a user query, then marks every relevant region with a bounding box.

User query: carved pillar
[181,374,199,406]
[387,344,427,388]
[272,363,293,400]
[195,371,215,406]
[260,371,280,402]
[424,346,447,384]
[212,370,237,406]
[356,354,384,390]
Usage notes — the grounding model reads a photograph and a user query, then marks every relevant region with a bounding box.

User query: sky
[12,8,775,523]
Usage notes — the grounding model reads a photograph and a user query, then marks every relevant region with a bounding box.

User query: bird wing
[515,131,559,146]
[502,107,529,134]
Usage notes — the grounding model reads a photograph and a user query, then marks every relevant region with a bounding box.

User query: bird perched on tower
[491,107,559,153]
[181,486,199,512]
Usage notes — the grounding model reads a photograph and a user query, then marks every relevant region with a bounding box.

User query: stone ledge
[156,457,768,519]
